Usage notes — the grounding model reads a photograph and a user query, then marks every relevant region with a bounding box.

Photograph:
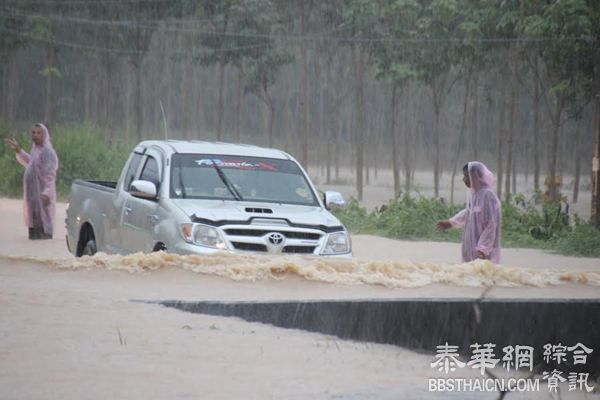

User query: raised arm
[5,138,30,167]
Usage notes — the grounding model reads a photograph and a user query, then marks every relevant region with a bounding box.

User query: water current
[1,252,599,288]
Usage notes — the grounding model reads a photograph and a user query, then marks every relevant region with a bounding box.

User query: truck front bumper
[169,241,352,258]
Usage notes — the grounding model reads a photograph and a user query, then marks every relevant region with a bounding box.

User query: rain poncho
[16,123,59,237]
[449,161,502,263]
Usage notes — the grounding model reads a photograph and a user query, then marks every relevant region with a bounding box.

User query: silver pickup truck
[66,140,351,258]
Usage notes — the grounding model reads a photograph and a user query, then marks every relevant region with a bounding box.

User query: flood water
[2,251,599,289]
[1,199,599,399]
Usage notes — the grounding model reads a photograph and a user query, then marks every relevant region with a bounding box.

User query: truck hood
[171,199,343,230]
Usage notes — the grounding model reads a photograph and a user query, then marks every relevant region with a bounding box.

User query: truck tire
[77,224,97,257]
[153,242,167,252]
[82,239,97,256]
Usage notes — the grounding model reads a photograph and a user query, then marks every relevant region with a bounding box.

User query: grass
[333,193,600,258]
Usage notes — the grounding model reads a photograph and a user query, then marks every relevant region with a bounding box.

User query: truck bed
[72,179,117,193]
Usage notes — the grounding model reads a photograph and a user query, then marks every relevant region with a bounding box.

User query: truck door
[106,151,144,254]
[122,149,163,253]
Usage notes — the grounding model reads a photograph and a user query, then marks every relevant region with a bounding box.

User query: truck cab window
[140,156,160,190]
[123,153,143,191]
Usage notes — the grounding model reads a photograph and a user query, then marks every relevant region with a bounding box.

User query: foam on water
[2,252,599,289]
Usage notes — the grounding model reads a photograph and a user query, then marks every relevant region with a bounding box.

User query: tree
[448,0,496,203]
[407,0,462,198]
[373,0,419,197]
[341,0,381,201]
[0,12,26,121]
[525,0,597,201]
[238,0,292,147]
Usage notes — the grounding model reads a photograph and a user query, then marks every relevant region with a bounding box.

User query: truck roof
[136,140,292,160]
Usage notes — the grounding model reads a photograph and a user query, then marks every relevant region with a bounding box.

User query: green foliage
[334,193,600,258]
[0,123,132,199]
[40,67,62,79]
[555,220,600,258]
[0,120,28,197]
[51,125,131,196]
[334,194,463,242]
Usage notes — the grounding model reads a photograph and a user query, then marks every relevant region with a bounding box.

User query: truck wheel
[82,239,97,256]
[153,242,167,252]
[77,224,97,257]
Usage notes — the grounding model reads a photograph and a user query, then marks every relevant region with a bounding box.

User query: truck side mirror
[130,180,158,200]
[323,191,345,210]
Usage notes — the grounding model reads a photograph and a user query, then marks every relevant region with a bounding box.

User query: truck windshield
[170,154,319,206]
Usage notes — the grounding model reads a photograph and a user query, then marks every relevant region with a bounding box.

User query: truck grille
[224,227,322,254]
[225,229,321,241]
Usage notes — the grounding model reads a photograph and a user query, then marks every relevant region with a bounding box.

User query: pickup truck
[66,140,352,258]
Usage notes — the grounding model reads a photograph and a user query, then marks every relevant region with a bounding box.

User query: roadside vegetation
[1,122,599,258]
[0,123,131,197]
[334,194,600,258]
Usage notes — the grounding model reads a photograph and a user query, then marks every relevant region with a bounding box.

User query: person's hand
[41,194,50,206]
[436,220,452,232]
[4,138,21,153]
[476,250,487,259]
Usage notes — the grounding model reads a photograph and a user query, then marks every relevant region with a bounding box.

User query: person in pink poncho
[437,161,502,263]
[5,123,59,240]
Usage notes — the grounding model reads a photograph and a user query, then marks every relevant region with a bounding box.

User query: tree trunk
[512,148,517,195]
[216,61,226,141]
[432,89,441,198]
[548,96,564,202]
[353,47,366,201]
[573,123,582,203]
[84,57,93,122]
[504,42,519,201]
[471,68,480,160]
[533,56,541,191]
[266,93,275,148]
[592,92,600,227]
[234,68,243,143]
[5,59,19,121]
[0,64,5,118]
[300,6,310,168]
[390,86,400,197]
[450,65,472,205]
[181,53,192,137]
[195,67,207,139]
[404,85,417,192]
[497,79,506,198]
[44,45,56,125]
[134,60,143,140]
[335,115,341,180]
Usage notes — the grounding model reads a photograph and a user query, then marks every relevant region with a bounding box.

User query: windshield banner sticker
[195,158,278,171]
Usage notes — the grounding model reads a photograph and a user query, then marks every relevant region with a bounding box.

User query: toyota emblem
[267,232,285,246]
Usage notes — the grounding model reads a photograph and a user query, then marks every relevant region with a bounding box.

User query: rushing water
[2,252,599,288]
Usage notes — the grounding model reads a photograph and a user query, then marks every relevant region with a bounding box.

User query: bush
[554,219,600,258]
[51,124,132,196]
[334,194,463,242]
[0,121,29,196]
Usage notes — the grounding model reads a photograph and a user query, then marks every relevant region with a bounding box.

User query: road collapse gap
[151,298,600,374]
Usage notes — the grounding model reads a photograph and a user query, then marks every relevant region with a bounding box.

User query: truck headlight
[321,232,350,255]
[181,223,226,250]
